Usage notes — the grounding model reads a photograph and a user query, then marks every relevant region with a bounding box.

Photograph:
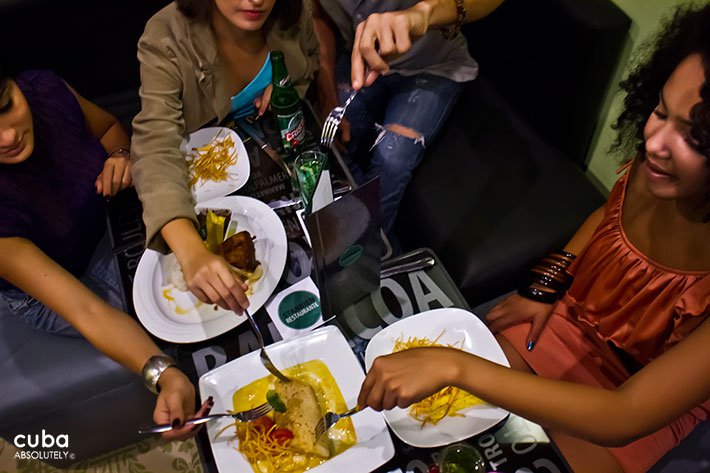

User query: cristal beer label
[277,110,305,149]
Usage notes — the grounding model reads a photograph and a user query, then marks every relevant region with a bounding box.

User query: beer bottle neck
[270,51,291,87]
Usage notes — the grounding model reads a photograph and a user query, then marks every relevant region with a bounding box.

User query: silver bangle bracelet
[141,354,177,394]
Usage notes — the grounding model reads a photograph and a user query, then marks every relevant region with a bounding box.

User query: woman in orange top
[358,5,710,473]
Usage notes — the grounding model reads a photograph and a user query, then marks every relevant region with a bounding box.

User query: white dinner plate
[199,326,395,473]
[183,127,250,203]
[133,196,287,343]
[364,308,510,448]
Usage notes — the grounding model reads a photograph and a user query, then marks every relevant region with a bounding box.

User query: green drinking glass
[438,443,486,473]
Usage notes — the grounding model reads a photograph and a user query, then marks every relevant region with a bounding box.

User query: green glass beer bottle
[270,51,306,153]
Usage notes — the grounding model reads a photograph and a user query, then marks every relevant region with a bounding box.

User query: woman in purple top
[0,68,202,440]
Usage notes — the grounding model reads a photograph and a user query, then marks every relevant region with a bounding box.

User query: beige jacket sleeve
[131,30,198,254]
[299,0,320,96]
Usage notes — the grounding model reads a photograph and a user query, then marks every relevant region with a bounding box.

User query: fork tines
[240,402,273,422]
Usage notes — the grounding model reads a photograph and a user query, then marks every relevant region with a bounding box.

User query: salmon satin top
[561,164,709,365]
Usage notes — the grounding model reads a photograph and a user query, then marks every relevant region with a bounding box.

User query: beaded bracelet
[440,0,466,40]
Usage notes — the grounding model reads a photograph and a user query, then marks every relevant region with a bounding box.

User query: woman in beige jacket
[131,0,318,314]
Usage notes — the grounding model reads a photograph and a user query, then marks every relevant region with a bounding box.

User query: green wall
[585,0,697,192]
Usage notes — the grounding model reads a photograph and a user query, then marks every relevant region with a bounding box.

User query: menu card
[305,178,381,318]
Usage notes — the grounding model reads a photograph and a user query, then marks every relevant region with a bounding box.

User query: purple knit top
[0,71,107,291]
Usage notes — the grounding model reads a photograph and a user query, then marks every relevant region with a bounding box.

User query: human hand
[253,84,273,118]
[153,368,208,441]
[486,294,555,349]
[358,347,465,411]
[179,247,250,314]
[351,5,431,90]
[96,155,132,197]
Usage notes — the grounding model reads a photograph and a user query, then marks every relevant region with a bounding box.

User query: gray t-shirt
[320,0,478,83]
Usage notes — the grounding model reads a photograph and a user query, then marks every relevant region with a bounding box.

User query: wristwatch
[142,354,177,394]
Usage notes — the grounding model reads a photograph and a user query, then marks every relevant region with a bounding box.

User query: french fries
[393,331,484,427]
[187,134,237,186]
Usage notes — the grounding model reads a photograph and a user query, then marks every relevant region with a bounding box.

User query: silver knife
[267,183,353,210]
[236,119,292,176]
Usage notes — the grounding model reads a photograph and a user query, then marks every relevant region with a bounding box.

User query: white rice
[166,253,188,292]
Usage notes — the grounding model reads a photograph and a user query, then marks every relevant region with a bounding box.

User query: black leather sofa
[397,0,627,307]
[1,0,706,470]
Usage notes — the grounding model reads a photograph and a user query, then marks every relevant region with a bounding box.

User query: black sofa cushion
[0,303,155,466]
[397,79,606,305]
[396,0,629,306]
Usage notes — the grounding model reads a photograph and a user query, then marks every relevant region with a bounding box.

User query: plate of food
[364,308,510,448]
[184,127,250,203]
[133,195,287,343]
[198,326,395,473]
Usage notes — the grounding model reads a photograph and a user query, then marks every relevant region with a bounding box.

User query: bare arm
[360,319,710,446]
[67,85,133,196]
[312,0,339,114]
[351,0,505,88]
[0,236,204,438]
[0,237,160,373]
[419,0,505,27]
[563,204,606,255]
[486,205,606,344]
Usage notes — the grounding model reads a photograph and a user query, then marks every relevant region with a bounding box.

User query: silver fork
[243,309,291,383]
[315,405,362,438]
[138,402,272,434]
[320,89,358,150]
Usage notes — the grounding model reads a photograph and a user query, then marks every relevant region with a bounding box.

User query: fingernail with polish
[172,418,182,428]
[527,340,535,351]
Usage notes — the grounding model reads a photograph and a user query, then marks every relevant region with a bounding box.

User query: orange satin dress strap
[499,163,709,473]
[565,163,709,365]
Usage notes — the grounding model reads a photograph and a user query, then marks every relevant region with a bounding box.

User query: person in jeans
[313,0,503,243]
[0,68,204,439]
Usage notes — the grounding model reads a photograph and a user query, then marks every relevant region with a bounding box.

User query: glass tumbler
[294,149,327,213]
[437,443,486,473]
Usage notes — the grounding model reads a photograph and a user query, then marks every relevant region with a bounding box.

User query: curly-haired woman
[131,0,319,314]
[359,5,710,472]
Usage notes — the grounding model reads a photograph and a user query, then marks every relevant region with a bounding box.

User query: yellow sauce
[161,288,193,315]
[232,360,357,472]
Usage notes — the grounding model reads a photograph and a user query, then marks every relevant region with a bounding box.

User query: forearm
[161,218,207,264]
[0,238,161,375]
[99,120,131,155]
[454,351,656,446]
[312,1,339,107]
[79,302,162,374]
[414,0,504,30]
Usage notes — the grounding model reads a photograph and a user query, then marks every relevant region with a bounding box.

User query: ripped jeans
[337,55,463,239]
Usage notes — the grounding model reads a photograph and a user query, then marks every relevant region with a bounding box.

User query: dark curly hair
[176,0,302,30]
[611,3,710,162]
